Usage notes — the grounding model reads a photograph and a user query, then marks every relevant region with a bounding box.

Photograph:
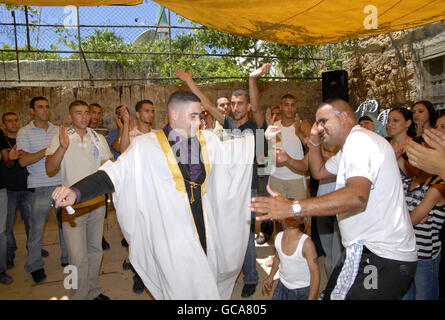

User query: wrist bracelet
[308,139,321,147]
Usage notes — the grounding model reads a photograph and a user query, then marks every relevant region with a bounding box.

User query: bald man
[251,98,417,300]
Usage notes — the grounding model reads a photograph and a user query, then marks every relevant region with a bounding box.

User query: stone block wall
[343,21,445,111]
[0,80,322,130]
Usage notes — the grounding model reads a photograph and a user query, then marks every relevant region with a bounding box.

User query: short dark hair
[89,103,103,110]
[389,107,416,138]
[412,100,437,127]
[135,100,154,113]
[232,89,250,103]
[281,94,296,102]
[69,100,89,111]
[30,96,48,109]
[2,112,17,123]
[359,115,373,122]
[215,96,229,105]
[167,91,201,111]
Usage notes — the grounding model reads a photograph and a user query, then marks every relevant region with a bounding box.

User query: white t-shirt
[46,130,113,186]
[275,232,311,289]
[271,121,305,180]
[325,125,417,262]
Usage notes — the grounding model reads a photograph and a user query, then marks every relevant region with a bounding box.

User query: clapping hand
[59,126,70,150]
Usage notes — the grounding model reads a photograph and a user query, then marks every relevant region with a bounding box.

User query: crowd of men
[1,63,445,300]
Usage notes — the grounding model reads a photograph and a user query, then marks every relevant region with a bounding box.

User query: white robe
[100,130,254,299]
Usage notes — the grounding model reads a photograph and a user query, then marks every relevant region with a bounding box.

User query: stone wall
[0,80,322,129]
[0,59,158,87]
[344,21,445,111]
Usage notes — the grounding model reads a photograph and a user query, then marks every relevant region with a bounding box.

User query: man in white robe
[52,91,254,300]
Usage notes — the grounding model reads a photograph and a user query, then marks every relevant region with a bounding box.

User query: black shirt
[0,132,29,191]
[0,130,5,189]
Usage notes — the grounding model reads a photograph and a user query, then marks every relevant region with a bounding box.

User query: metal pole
[11,11,20,82]
[168,9,172,83]
[35,7,42,60]
[24,6,31,51]
[76,7,84,86]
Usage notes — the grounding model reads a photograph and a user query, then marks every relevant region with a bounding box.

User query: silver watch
[291,200,302,217]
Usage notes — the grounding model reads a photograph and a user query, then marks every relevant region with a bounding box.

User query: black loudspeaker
[322,70,349,102]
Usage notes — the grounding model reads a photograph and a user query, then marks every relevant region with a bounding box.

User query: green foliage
[0,43,61,61]
[0,5,355,82]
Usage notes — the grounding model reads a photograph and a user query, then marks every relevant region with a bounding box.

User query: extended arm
[52,170,115,208]
[249,63,270,128]
[406,129,445,180]
[252,176,371,221]
[176,69,225,125]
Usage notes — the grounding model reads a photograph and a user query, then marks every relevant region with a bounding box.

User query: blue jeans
[24,186,68,273]
[6,190,31,261]
[317,216,344,279]
[272,280,310,300]
[242,189,258,285]
[403,253,441,300]
[0,188,7,273]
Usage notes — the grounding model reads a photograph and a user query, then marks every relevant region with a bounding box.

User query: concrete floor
[0,203,327,300]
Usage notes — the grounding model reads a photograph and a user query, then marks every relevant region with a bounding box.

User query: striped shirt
[16,120,61,188]
[404,175,445,260]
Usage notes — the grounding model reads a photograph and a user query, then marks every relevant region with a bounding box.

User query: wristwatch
[291,200,302,217]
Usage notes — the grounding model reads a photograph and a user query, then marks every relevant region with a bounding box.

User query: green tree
[0,43,61,61]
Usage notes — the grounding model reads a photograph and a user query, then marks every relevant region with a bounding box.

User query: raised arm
[308,122,336,180]
[45,126,69,176]
[176,69,225,125]
[249,63,270,128]
[118,107,131,153]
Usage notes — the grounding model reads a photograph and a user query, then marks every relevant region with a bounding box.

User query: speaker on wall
[322,70,349,102]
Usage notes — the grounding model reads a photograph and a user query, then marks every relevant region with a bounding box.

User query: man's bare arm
[249,63,270,128]
[176,69,225,125]
[252,176,371,221]
[18,148,47,167]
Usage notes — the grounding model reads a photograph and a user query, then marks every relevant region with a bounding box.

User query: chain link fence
[0,1,336,87]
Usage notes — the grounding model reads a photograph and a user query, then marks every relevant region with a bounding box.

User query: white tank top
[275,232,311,289]
[271,121,305,180]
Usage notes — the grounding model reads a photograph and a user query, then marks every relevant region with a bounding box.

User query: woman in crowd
[412,100,437,138]
[402,147,445,300]
[385,107,417,177]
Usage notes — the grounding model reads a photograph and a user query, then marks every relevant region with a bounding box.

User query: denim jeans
[24,186,68,273]
[242,189,258,285]
[317,216,344,279]
[272,280,310,300]
[259,176,273,236]
[0,188,7,273]
[403,253,441,300]
[6,190,31,261]
[63,205,105,300]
